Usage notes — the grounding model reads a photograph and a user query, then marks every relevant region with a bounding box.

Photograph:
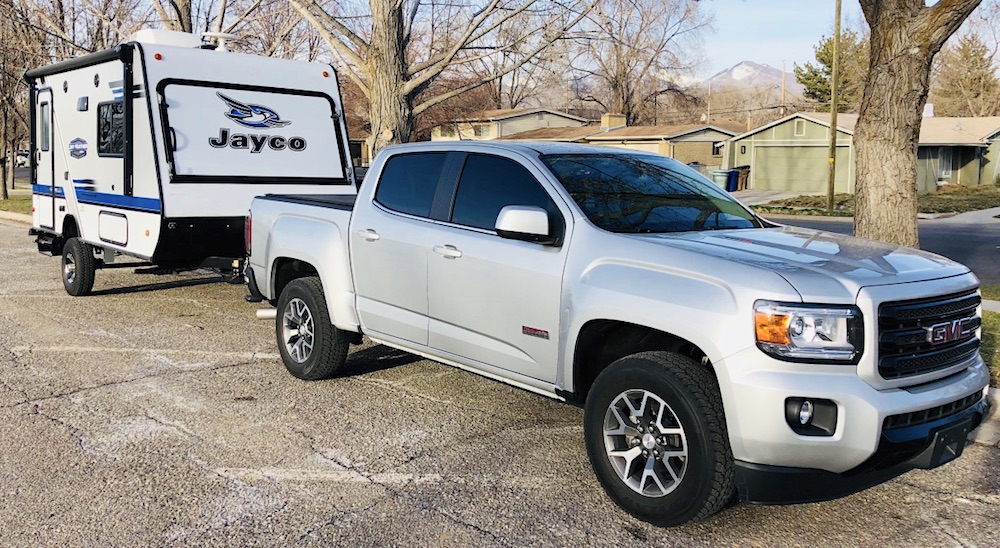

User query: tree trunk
[366,0,412,154]
[853,21,928,246]
[854,0,981,247]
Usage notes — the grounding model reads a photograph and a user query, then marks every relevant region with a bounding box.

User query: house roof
[499,125,603,141]
[735,112,1000,147]
[457,108,590,123]
[586,121,744,141]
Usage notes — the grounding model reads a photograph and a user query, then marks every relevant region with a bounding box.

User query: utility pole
[780,61,786,116]
[826,0,842,213]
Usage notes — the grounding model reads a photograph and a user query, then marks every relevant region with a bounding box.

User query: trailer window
[97,101,124,156]
[40,103,50,152]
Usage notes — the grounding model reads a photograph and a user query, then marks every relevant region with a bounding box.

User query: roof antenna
[201,32,240,52]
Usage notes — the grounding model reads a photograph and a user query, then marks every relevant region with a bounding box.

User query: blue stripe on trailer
[33,184,65,197]
[33,184,161,213]
[77,189,161,213]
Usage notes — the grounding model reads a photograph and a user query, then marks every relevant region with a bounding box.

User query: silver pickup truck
[245,141,990,526]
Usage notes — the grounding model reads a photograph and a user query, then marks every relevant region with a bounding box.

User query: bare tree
[466,12,567,110]
[290,0,596,152]
[853,0,982,247]
[569,0,709,124]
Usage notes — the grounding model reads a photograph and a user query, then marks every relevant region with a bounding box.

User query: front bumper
[734,395,989,504]
[715,345,990,474]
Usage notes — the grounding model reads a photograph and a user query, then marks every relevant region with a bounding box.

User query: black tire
[583,351,734,526]
[275,276,350,380]
[61,237,96,296]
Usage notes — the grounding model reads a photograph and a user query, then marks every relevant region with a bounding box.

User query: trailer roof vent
[131,29,202,49]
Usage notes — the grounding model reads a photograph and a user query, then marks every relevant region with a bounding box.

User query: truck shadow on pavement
[340,343,422,376]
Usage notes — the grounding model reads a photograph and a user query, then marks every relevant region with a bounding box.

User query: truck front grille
[883,392,982,430]
[878,290,981,380]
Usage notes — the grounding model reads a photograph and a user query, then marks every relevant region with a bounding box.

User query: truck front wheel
[61,237,96,296]
[275,276,349,380]
[583,351,735,526]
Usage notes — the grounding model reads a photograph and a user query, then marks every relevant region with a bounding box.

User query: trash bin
[709,170,729,189]
[734,165,751,191]
[726,170,739,192]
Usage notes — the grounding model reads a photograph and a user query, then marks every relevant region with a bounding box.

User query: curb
[970,387,999,447]
[0,210,31,225]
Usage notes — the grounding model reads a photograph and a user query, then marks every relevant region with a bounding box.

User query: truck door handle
[358,229,380,241]
[433,245,462,259]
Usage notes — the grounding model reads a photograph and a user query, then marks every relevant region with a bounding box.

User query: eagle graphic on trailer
[24,29,356,296]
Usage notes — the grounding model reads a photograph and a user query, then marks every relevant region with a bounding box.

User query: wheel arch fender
[265,216,358,330]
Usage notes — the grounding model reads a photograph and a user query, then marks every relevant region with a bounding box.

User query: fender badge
[522,326,549,340]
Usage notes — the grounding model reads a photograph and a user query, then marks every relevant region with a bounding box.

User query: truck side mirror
[495,205,556,245]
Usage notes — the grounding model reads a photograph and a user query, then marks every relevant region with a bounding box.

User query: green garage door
[753,146,851,192]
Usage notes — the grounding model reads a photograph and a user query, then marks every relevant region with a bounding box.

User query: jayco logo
[209,92,307,153]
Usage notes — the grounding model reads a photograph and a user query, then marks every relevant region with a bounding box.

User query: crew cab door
[426,153,569,384]
[349,152,450,346]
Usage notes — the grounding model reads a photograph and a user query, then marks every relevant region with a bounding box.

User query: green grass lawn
[983,311,999,387]
[0,194,31,215]
[755,184,1000,216]
[981,284,1000,301]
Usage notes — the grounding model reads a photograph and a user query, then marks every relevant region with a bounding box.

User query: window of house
[536,113,544,120]
[473,124,490,138]
[97,101,125,156]
[374,152,447,217]
[440,125,456,137]
[40,103,50,152]
[712,142,723,157]
[451,154,560,232]
[938,147,954,178]
[794,119,805,136]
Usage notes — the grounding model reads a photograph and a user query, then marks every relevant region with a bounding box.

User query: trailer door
[35,88,56,230]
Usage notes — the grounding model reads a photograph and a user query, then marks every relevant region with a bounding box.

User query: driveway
[1,220,999,546]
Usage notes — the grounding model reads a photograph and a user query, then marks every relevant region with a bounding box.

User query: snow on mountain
[704,61,804,95]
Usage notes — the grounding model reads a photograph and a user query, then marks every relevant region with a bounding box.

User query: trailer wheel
[62,237,96,296]
[583,351,734,526]
[276,276,349,380]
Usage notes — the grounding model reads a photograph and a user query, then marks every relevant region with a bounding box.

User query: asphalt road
[771,215,1000,285]
[1,219,999,546]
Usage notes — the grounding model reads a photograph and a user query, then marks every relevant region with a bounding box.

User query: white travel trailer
[26,30,356,296]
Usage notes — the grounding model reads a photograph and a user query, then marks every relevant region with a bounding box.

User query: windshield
[541,153,762,233]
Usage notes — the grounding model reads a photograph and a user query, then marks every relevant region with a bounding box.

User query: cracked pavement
[1,219,1000,546]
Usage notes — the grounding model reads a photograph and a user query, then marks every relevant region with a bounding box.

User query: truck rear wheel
[61,237,96,296]
[275,276,349,380]
[583,351,734,526]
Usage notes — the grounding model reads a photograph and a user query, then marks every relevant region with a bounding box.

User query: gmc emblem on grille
[925,318,973,345]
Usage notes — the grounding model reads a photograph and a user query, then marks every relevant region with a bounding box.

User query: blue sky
[697,0,865,77]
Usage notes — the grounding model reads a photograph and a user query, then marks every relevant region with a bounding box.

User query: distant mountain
[705,61,804,95]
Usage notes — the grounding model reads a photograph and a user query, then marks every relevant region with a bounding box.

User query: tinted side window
[452,154,557,231]
[97,101,125,156]
[374,153,447,217]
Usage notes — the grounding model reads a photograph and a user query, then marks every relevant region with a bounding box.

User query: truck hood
[631,226,972,302]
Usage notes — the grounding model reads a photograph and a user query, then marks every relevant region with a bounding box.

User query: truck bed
[260,194,356,211]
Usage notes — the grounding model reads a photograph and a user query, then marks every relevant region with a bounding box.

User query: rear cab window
[374,152,448,217]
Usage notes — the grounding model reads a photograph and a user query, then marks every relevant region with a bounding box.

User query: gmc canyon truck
[245,141,990,525]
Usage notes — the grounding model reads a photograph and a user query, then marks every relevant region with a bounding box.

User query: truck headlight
[754,301,863,364]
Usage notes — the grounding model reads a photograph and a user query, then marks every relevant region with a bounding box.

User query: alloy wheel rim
[603,389,688,497]
[282,297,314,363]
[64,252,77,284]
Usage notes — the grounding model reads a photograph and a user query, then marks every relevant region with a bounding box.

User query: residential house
[583,119,744,169]
[502,113,743,170]
[430,108,590,141]
[726,112,1000,194]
